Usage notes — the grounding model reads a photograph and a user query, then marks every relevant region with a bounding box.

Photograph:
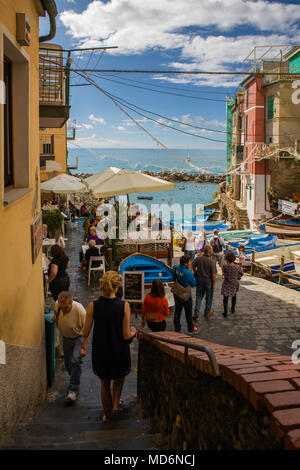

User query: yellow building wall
[40,124,67,182]
[0,0,44,347]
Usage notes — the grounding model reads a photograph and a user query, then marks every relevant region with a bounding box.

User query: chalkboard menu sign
[122,271,144,303]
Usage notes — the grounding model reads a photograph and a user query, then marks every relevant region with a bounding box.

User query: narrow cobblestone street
[1,222,299,449]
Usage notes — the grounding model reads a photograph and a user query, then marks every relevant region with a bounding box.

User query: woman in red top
[142,279,170,332]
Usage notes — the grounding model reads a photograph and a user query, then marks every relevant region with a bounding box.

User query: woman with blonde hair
[81,271,136,423]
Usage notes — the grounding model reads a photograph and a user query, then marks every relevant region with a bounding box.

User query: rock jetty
[143,170,225,183]
[73,171,225,184]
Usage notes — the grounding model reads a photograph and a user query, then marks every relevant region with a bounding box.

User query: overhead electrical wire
[101,90,226,142]
[95,72,235,95]
[88,72,226,102]
[70,68,212,173]
[80,75,300,138]
[41,56,300,139]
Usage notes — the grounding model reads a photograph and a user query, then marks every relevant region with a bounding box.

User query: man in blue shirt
[173,255,199,336]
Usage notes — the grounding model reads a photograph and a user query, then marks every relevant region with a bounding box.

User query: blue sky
[39,0,300,150]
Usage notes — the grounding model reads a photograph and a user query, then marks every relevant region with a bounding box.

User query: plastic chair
[87,256,105,286]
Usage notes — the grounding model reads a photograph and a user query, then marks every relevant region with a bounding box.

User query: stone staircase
[0,355,161,450]
[237,206,250,229]
[219,193,250,230]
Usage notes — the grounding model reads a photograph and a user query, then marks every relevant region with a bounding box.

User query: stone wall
[269,159,300,199]
[0,337,47,441]
[137,331,300,450]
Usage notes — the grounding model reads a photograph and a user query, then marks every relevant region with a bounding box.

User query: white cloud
[60,1,299,87]
[89,114,106,125]
[81,123,94,129]
[60,0,300,53]
[112,125,126,131]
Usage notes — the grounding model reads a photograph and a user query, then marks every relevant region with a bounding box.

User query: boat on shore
[265,219,300,236]
[207,229,255,240]
[227,235,278,253]
[181,223,230,233]
[253,244,300,277]
[119,253,174,286]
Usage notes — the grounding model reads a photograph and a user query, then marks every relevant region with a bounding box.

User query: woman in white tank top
[184,231,196,261]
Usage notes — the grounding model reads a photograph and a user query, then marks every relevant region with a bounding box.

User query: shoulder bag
[171,271,191,302]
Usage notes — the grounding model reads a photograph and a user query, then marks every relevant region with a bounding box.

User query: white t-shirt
[185,236,196,251]
[54,300,86,339]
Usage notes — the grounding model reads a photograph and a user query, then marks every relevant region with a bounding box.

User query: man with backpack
[209,229,225,272]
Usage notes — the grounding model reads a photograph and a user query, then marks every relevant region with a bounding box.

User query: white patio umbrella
[89,168,174,198]
[84,167,121,190]
[40,173,87,194]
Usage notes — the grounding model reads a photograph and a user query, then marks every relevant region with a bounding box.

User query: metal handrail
[137,331,220,377]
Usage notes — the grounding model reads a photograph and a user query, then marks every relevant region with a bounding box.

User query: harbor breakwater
[73,171,225,184]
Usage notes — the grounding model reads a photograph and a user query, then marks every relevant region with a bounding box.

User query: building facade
[40,123,67,182]
[228,46,300,228]
[0,0,57,438]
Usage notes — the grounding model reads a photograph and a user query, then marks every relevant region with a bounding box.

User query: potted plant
[42,210,64,239]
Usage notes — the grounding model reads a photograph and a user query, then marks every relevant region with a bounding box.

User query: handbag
[171,271,191,302]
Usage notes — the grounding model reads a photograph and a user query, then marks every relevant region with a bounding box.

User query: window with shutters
[267,95,274,119]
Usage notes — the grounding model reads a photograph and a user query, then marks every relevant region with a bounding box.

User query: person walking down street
[192,245,216,320]
[184,231,196,261]
[82,271,136,423]
[142,279,170,332]
[221,252,244,317]
[196,231,208,255]
[47,244,70,301]
[172,256,199,336]
[52,292,87,402]
[209,229,225,272]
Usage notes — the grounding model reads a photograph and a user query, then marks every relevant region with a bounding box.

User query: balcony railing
[39,44,70,128]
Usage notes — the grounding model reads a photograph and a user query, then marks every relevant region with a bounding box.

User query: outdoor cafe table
[42,239,56,257]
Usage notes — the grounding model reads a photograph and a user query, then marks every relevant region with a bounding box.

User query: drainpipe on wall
[39,0,58,42]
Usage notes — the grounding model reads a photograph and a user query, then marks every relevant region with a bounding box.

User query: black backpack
[211,236,222,253]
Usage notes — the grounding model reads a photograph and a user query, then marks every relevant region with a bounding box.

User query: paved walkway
[1,222,299,449]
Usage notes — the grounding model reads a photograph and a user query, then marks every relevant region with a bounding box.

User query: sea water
[68,147,225,214]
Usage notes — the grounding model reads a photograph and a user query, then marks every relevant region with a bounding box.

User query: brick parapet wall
[138,330,300,450]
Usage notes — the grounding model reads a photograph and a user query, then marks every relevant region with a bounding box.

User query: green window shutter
[267,95,274,119]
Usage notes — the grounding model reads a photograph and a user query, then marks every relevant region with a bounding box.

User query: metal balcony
[39,44,70,128]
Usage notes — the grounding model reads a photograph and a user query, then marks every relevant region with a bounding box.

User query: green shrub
[42,210,64,237]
